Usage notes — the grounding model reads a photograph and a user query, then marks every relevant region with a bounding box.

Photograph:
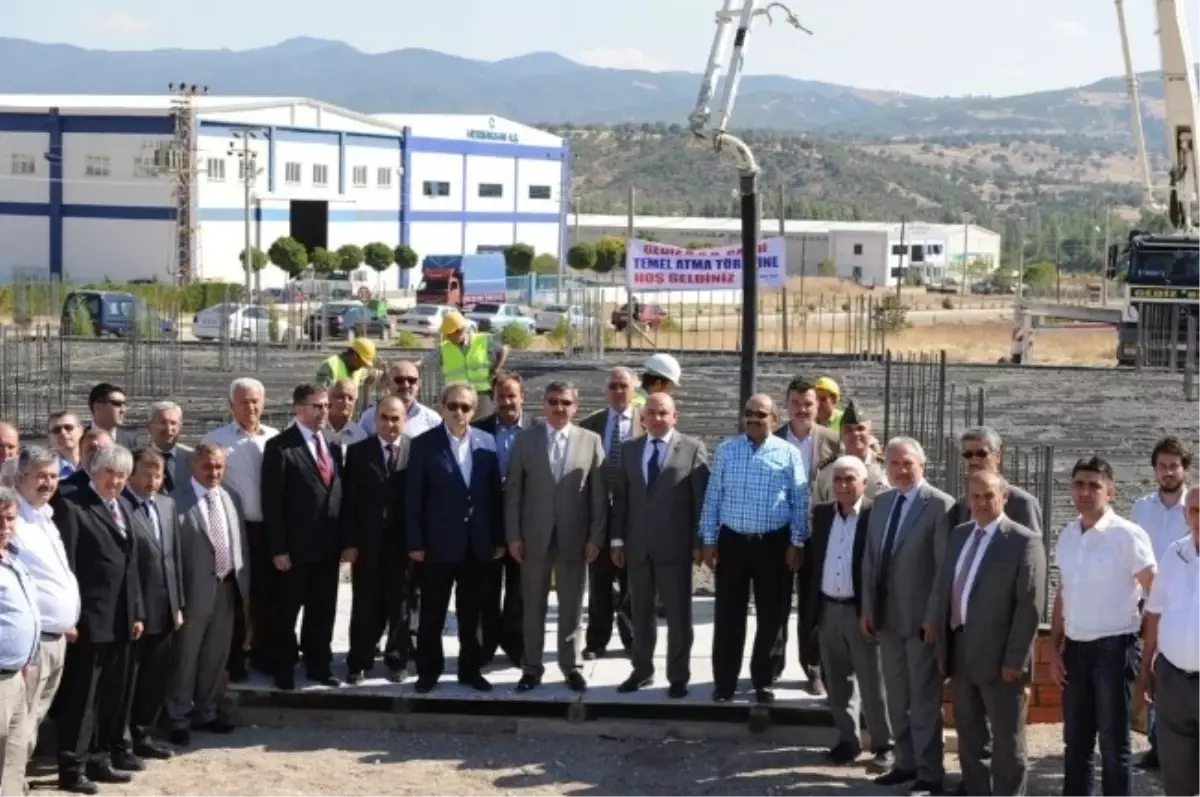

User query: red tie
[314,434,333,485]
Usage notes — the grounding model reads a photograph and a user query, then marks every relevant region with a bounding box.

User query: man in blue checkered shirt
[699,393,810,704]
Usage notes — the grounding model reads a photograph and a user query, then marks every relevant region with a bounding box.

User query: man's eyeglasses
[445,402,474,413]
[546,398,575,408]
[105,399,127,408]
[378,413,404,423]
[743,409,770,419]
[306,402,330,411]
[50,424,77,435]
[961,450,990,460]
[607,382,631,390]
[392,376,419,385]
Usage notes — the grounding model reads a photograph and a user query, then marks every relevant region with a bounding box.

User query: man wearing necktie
[580,366,641,659]
[146,401,193,496]
[860,437,955,795]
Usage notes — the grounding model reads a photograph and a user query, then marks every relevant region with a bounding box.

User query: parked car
[534,304,593,334]
[192,303,286,342]
[304,302,391,341]
[465,302,535,334]
[396,304,478,337]
[611,301,667,332]
[61,290,175,337]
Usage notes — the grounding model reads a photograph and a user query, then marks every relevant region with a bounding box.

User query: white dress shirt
[604,407,634,456]
[953,515,1001,626]
[201,421,278,522]
[1132,490,1189,563]
[641,430,673,483]
[1054,509,1157,642]
[14,496,80,635]
[295,421,326,464]
[323,418,368,452]
[446,427,473,484]
[785,425,816,473]
[1145,536,1199,673]
[821,498,863,599]
[360,400,442,439]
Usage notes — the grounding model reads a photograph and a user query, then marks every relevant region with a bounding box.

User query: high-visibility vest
[316,354,349,386]
[441,334,493,392]
[632,388,648,408]
[826,407,844,433]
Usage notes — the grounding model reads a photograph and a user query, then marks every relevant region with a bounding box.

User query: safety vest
[317,354,349,385]
[826,407,844,433]
[632,388,648,408]
[441,334,493,392]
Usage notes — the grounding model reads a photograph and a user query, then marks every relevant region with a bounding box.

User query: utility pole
[1101,202,1112,304]
[165,82,207,284]
[625,183,635,350]
[1055,224,1063,303]
[1016,216,1026,301]
[896,216,908,300]
[778,183,789,351]
[229,128,267,301]
[960,212,971,296]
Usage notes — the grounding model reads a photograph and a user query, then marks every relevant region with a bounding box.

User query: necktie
[314,434,333,485]
[646,439,663,487]
[143,501,160,543]
[550,432,566,481]
[951,526,987,629]
[161,451,176,493]
[874,492,907,620]
[106,499,126,535]
[606,413,624,490]
[385,443,399,473]
[206,491,232,579]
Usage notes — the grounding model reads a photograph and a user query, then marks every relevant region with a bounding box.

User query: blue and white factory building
[0,95,570,284]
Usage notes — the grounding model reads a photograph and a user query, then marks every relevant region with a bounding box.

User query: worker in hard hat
[422,310,509,418]
[813,376,844,433]
[315,337,380,390]
[634,352,682,407]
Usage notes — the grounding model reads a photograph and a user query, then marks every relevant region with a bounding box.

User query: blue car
[61,290,175,338]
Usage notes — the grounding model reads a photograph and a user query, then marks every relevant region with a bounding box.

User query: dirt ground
[39,722,1157,796]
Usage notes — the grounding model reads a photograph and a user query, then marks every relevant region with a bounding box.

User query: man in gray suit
[146,401,194,495]
[165,442,249,746]
[610,393,709,698]
[949,427,1043,535]
[932,471,1045,796]
[506,380,607,693]
[860,436,955,794]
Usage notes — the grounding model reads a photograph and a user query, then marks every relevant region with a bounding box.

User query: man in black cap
[813,401,889,504]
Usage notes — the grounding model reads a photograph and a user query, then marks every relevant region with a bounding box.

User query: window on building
[313,164,329,187]
[422,180,451,197]
[85,155,112,177]
[352,165,368,187]
[10,154,36,175]
[284,162,302,185]
[377,167,392,188]
[478,183,504,199]
[891,244,908,256]
[853,243,863,255]
[528,184,552,200]
[910,244,926,263]
[206,158,226,182]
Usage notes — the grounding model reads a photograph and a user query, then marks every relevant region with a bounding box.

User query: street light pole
[229,129,267,301]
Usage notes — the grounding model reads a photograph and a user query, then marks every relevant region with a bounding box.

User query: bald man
[0,423,18,486]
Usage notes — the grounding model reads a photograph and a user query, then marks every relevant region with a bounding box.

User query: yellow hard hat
[440,310,468,336]
[813,376,840,399]
[350,337,377,366]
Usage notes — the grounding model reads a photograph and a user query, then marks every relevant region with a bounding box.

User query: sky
[7,0,1200,96]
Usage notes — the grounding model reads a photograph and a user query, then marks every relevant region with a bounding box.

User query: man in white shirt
[1130,436,1191,770]
[359,361,441,439]
[1137,486,1199,797]
[10,446,79,773]
[200,377,278,679]
[322,379,368,452]
[1050,456,1156,797]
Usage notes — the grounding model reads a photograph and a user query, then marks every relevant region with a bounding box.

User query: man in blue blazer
[406,382,505,694]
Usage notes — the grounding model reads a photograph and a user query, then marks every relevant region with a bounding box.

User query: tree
[504,243,536,276]
[310,246,339,275]
[393,244,419,271]
[362,242,394,272]
[267,236,308,278]
[239,246,268,272]
[636,230,661,242]
[593,235,626,274]
[336,244,364,272]
[817,257,837,277]
[1024,260,1056,287]
[1137,209,1172,234]
[685,240,714,250]
[566,242,597,271]
[532,253,559,274]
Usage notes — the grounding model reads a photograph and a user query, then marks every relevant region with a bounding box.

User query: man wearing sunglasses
[85,383,139,450]
[47,412,84,479]
[948,427,1042,535]
[359,361,441,440]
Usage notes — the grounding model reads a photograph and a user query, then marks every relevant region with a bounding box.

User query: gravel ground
[30,722,1158,796]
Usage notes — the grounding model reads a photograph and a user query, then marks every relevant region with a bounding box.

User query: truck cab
[1109,231,1199,365]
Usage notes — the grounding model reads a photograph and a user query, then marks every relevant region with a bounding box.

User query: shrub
[659,316,682,333]
[395,330,422,348]
[498,322,534,349]
[547,316,574,347]
[267,302,282,343]
[67,301,94,336]
[941,297,955,309]
[871,295,910,333]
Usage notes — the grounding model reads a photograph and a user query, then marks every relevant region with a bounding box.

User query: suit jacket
[813,453,889,504]
[580,406,644,448]
[56,486,144,644]
[798,501,874,634]
[933,517,1046,683]
[123,489,185,636]
[261,424,344,565]
[86,423,139,451]
[340,436,408,557]
[860,481,955,637]
[610,432,709,566]
[472,412,533,480]
[948,484,1043,537]
[172,481,250,610]
[505,420,608,561]
[156,444,195,495]
[405,424,503,563]
[774,423,840,480]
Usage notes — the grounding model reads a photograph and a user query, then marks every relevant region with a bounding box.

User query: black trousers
[348,550,410,673]
[126,628,174,745]
[585,552,632,653]
[271,556,341,676]
[772,571,822,679]
[481,555,523,667]
[712,527,790,694]
[416,559,485,682]
[56,639,134,776]
[231,520,274,673]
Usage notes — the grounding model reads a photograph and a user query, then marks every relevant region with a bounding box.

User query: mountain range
[0,36,1188,141]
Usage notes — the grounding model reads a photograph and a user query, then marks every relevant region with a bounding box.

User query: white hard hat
[643,352,682,385]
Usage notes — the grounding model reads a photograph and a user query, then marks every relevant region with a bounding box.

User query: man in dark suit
[261,383,344,690]
[406,383,505,694]
[610,393,708,697]
[54,445,145,794]
[86,382,139,450]
[949,427,1043,534]
[932,471,1045,796]
[471,371,531,667]
[120,448,184,762]
[341,395,410,684]
[798,456,894,772]
[579,366,642,659]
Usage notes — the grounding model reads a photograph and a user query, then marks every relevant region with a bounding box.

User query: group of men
[0,348,1194,797]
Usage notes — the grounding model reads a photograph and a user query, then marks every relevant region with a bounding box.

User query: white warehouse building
[0,95,569,285]
[574,214,1002,287]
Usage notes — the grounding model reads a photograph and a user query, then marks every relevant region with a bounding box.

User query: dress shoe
[667,682,689,699]
[515,674,541,692]
[755,688,775,704]
[711,689,733,702]
[868,748,895,774]
[194,719,235,734]
[457,672,492,692]
[581,648,601,661]
[1137,750,1160,770]
[909,780,943,796]
[805,676,826,697]
[565,671,588,693]
[826,742,862,765]
[57,774,99,795]
[273,670,296,691]
[616,674,652,693]
[167,729,191,747]
[386,668,406,684]
[413,678,437,694]
[346,671,365,685]
[111,752,145,772]
[874,768,917,786]
[134,740,174,760]
[308,672,343,688]
[86,764,132,784]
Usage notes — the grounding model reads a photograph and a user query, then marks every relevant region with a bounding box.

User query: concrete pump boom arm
[1155,0,1200,230]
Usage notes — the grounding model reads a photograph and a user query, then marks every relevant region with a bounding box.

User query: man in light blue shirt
[699,393,810,705]
[0,485,42,796]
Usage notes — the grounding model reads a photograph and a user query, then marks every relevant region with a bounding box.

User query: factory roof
[0,94,303,112]
[575,213,999,237]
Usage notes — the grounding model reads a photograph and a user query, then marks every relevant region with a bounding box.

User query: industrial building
[574,214,1003,287]
[0,95,569,284]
